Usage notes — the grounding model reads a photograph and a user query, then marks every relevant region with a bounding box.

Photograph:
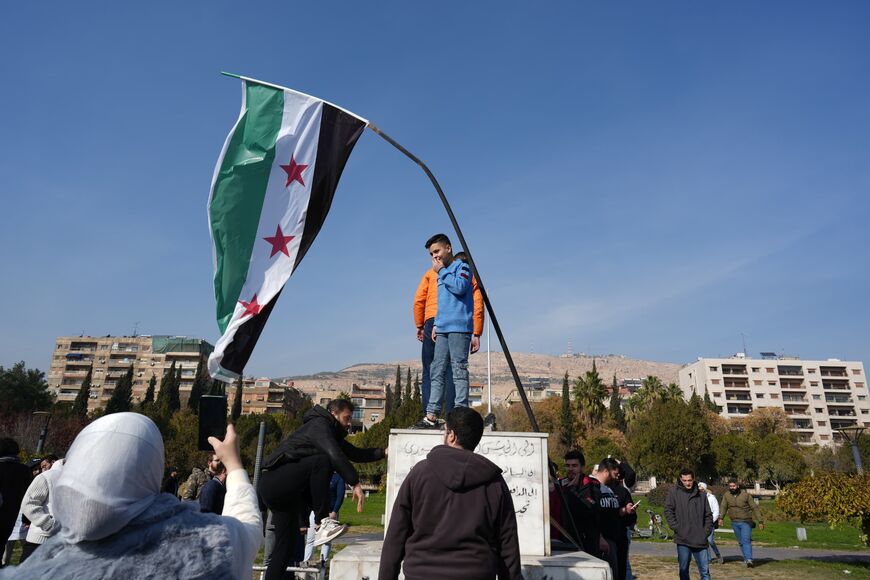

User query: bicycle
[631,509,670,540]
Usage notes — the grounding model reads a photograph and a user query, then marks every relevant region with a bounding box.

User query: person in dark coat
[198,463,227,514]
[258,400,386,580]
[161,467,181,498]
[614,461,637,580]
[0,438,32,567]
[664,468,713,580]
[379,407,522,580]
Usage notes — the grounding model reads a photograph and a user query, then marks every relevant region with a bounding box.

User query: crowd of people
[0,232,765,579]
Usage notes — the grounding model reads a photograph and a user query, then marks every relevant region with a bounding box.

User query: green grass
[634,504,866,551]
[338,491,386,533]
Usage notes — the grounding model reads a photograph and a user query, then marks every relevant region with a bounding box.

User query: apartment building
[238,377,300,415]
[48,335,213,411]
[678,354,869,445]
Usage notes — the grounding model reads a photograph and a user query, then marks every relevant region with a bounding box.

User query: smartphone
[198,395,228,451]
[633,499,642,508]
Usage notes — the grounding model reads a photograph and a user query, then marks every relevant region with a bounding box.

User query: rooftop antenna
[740,332,748,356]
[133,321,140,337]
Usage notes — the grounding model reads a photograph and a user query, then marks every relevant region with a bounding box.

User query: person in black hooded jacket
[379,407,521,580]
[259,399,385,580]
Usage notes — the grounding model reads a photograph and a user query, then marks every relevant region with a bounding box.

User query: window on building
[770,393,779,399]
[856,382,865,388]
[812,394,821,400]
[768,381,776,386]
[766,367,775,373]
[752,367,760,373]
[818,421,826,427]
[712,392,721,398]
[807,368,817,374]
[859,396,867,401]
[863,409,869,415]
[755,393,764,399]
[709,366,718,372]
[820,434,830,441]
[754,380,762,385]
[854,369,863,375]
[371,413,380,421]
[711,379,720,385]
[815,408,823,413]
[352,408,363,420]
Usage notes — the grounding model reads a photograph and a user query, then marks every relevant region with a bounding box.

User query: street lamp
[838,425,865,475]
[33,411,52,455]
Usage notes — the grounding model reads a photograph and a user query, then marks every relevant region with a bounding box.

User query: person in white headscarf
[0,412,262,579]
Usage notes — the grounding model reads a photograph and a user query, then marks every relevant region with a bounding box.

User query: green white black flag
[208,77,366,381]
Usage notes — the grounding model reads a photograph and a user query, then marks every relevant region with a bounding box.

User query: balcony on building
[831,418,859,430]
[784,405,809,416]
[828,407,857,417]
[780,379,805,390]
[722,365,748,376]
[777,365,804,377]
[791,419,813,430]
[65,353,93,364]
[727,404,752,415]
[723,378,750,389]
[782,394,806,403]
[69,341,98,352]
[794,432,814,444]
[823,379,850,391]
[820,366,849,378]
[724,392,751,401]
[825,394,853,404]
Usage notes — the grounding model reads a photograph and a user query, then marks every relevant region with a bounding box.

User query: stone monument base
[329,541,613,580]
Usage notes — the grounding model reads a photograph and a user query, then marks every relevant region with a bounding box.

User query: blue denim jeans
[427,332,471,415]
[707,529,720,558]
[677,545,710,580]
[421,318,455,415]
[732,521,753,561]
[625,527,634,580]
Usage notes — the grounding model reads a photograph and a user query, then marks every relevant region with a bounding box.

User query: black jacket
[563,475,601,554]
[379,445,522,580]
[0,457,32,543]
[664,481,713,549]
[262,405,384,486]
[614,483,637,529]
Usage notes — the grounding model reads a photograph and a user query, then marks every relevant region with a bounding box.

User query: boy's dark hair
[425,233,451,249]
[0,437,20,457]
[327,399,355,415]
[564,450,585,465]
[599,457,620,472]
[679,468,695,478]
[445,407,484,451]
[43,453,59,463]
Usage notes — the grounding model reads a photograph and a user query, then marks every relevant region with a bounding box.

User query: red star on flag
[238,294,263,318]
[280,155,308,187]
[263,225,295,257]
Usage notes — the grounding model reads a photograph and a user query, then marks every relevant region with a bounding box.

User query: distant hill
[277,352,682,404]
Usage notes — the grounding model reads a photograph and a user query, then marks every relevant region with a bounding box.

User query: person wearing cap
[697,482,722,564]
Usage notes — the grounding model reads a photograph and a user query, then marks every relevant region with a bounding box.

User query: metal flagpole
[366,123,540,433]
[365,123,585,550]
[487,319,492,415]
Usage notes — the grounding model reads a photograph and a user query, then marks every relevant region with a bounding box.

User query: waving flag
[208,77,367,381]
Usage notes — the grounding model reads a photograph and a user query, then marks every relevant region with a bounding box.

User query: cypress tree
[385,384,393,416]
[610,374,626,431]
[188,358,207,413]
[155,361,176,411]
[168,366,182,413]
[413,373,421,403]
[139,374,156,411]
[72,366,92,417]
[105,366,133,415]
[559,371,573,447]
[405,367,412,402]
[231,375,243,420]
[394,366,403,410]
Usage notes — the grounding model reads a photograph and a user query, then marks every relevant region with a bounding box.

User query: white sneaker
[313,518,347,547]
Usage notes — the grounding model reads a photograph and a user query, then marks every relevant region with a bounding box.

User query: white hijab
[53,412,164,542]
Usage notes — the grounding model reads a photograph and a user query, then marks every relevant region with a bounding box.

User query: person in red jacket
[379,407,521,580]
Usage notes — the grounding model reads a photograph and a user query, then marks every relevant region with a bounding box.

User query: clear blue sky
[2,2,869,377]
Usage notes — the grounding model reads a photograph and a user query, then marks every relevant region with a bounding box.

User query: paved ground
[346,530,870,564]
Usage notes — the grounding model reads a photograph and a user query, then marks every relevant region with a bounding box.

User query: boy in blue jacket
[414,234,474,429]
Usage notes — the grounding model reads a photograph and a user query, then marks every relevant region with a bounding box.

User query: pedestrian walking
[719,479,764,567]
[664,468,713,580]
[697,482,723,564]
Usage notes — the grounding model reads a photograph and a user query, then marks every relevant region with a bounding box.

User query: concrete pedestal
[329,541,613,580]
